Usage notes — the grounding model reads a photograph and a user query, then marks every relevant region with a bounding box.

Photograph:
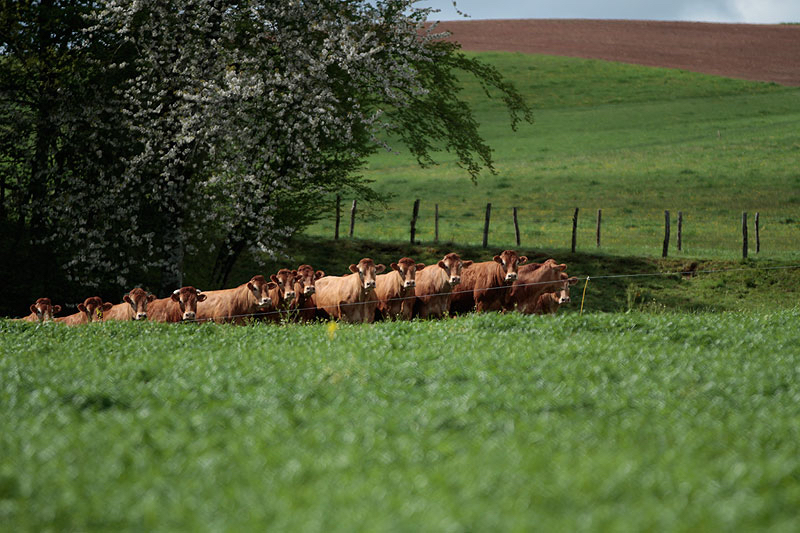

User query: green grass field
[3,311,800,531]
[306,53,800,260]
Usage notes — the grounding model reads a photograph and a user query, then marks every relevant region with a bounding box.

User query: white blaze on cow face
[493,250,528,283]
[171,287,206,321]
[246,275,273,308]
[437,253,472,287]
[123,288,157,320]
[349,258,385,291]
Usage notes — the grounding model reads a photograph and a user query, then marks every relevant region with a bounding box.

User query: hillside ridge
[435,19,800,86]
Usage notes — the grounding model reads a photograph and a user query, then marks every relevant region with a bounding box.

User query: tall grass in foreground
[2,310,800,531]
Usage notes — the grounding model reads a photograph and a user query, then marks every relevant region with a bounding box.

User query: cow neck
[231,282,259,311]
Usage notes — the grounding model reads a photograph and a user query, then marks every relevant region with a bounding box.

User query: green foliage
[3,310,800,530]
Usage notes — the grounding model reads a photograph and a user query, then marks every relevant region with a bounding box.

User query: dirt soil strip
[435,19,800,86]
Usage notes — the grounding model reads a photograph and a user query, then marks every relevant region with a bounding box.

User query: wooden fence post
[410,199,420,244]
[662,210,670,258]
[349,199,357,238]
[755,212,760,253]
[513,207,520,247]
[742,212,748,259]
[434,204,439,244]
[334,195,340,240]
[677,211,683,251]
[483,203,491,248]
[571,208,578,253]
[596,209,602,248]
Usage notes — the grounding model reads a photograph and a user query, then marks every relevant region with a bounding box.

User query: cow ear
[291,269,298,277]
[568,276,579,285]
[390,262,400,272]
[437,260,447,270]
[267,282,278,290]
[375,264,386,274]
[416,263,425,271]
[493,255,503,264]
[30,304,38,314]
[519,256,528,264]
[78,303,87,312]
[103,302,114,311]
[247,282,256,292]
[558,263,567,272]
[171,291,181,302]
[147,294,157,302]
[462,260,474,268]
[197,293,207,302]
[315,270,324,279]
[349,264,359,273]
[53,305,62,314]
[123,294,133,305]
[270,274,279,283]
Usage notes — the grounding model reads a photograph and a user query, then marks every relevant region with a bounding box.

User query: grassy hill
[304,53,800,260]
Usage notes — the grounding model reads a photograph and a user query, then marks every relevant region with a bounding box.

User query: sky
[418,0,800,24]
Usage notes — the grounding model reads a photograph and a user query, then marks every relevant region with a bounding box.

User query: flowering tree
[2,0,530,301]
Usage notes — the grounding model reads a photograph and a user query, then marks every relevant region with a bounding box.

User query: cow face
[246,275,275,309]
[557,274,579,304]
[349,258,385,290]
[170,286,206,321]
[437,253,472,287]
[270,269,298,304]
[123,288,157,320]
[77,296,114,322]
[391,258,425,290]
[295,264,324,296]
[493,250,528,282]
[29,298,61,323]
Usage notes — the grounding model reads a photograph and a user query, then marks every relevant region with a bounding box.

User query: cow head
[294,264,324,297]
[77,296,114,322]
[349,258,385,290]
[29,298,61,323]
[437,253,472,287]
[246,275,276,309]
[493,250,528,282]
[391,257,425,290]
[556,273,579,304]
[123,288,157,320]
[170,286,206,321]
[270,269,298,304]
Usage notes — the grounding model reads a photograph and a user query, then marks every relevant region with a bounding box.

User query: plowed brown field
[436,19,800,86]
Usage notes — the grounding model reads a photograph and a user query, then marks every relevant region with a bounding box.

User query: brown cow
[449,250,528,314]
[507,260,574,314]
[103,288,157,321]
[532,273,579,314]
[56,296,114,325]
[375,257,425,321]
[414,253,473,319]
[290,264,324,322]
[147,286,207,322]
[194,275,277,324]
[315,258,385,323]
[263,269,298,322]
[19,298,62,323]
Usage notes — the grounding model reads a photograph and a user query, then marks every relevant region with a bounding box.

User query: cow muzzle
[450,276,461,286]
[365,281,376,289]
[403,280,415,288]
[135,312,148,320]
[284,291,296,303]
[182,311,196,321]
[304,286,315,295]
[504,273,518,282]
[559,295,571,304]
[259,297,272,307]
